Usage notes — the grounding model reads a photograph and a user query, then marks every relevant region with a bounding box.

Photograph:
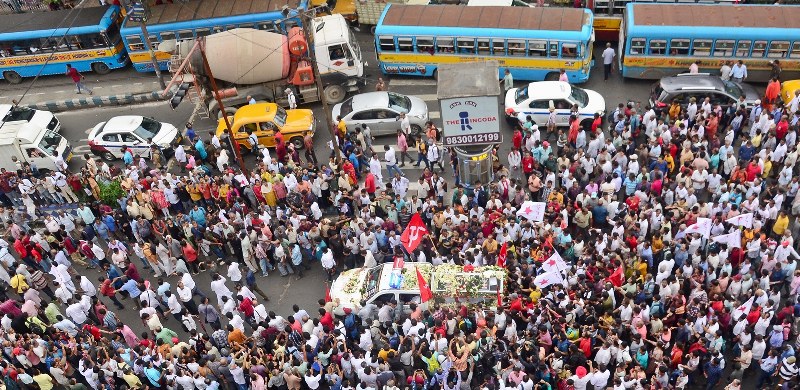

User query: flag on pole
[712,230,742,248]
[684,217,712,238]
[497,242,508,268]
[732,296,754,320]
[726,213,753,229]
[606,266,624,287]
[401,213,429,253]
[416,267,433,303]
[534,270,564,289]
[516,201,546,222]
[542,251,569,273]
[325,284,331,303]
[496,288,503,308]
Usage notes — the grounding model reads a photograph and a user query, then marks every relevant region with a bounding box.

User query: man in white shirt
[602,42,616,81]
[384,145,403,177]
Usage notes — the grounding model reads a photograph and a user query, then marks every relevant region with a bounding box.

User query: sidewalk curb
[24,90,174,113]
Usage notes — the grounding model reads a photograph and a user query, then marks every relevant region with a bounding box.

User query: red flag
[496,288,503,307]
[496,242,508,268]
[416,267,433,303]
[324,284,331,303]
[606,266,624,287]
[393,255,405,270]
[401,213,429,253]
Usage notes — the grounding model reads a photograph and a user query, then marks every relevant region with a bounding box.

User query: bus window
[561,42,578,58]
[549,42,558,57]
[790,42,800,59]
[649,40,666,55]
[713,40,734,57]
[629,38,645,55]
[417,37,433,54]
[528,40,546,57]
[735,41,751,57]
[436,37,454,53]
[195,28,211,37]
[670,39,689,56]
[457,38,475,54]
[492,39,505,56]
[378,36,395,51]
[508,39,525,56]
[149,36,159,50]
[160,32,175,41]
[752,41,767,57]
[397,37,414,52]
[239,24,254,29]
[691,39,712,56]
[176,30,194,40]
[768,41,789,58]
[126,35,145,51]
[477,39,490,55]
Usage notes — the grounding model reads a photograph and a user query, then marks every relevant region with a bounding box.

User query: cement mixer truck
[171,14,364,119]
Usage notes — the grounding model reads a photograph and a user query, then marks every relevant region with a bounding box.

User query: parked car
[781,79,800,106]
[88,116,181,161]
[649,73,761,112]
[215,102,315,151]
[504,81,606,128]
[332,91,429,137]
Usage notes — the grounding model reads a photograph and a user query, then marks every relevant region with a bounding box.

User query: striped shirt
[779,359,798,381]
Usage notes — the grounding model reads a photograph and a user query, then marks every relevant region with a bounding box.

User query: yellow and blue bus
[374,4,594,83]
[121,0,309,72]
[0,5,127,84]
[620,3,800,82]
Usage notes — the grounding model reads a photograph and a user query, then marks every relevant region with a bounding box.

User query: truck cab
[312,14,365,103]
[0,105,71,172]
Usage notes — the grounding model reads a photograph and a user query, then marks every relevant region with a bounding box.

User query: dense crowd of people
[0,74,797,390]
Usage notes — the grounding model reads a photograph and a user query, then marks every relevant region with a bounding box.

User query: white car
[88,116,181,161]
[504,81,606,128]
[332,92,429,137]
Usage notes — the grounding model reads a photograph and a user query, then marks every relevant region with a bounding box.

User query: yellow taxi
[782,79,800,106]
[216,103,315,151]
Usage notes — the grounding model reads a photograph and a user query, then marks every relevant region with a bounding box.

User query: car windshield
[134,117,161,140]
[37,129,63,155]
[515,86,529,104]
[722,80,743,99]
[3,107,34,122]
[339,98,353,118]
[570,86,589,108]
[274,106,288,127]
[388,92,410,113]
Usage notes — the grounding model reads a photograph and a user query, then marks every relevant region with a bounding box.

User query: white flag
[516,201,546,222]
[726,213,753,229]
[542,251,569,273]
[534,270,565,288]
[684,217,712,238]
[732,296,754,320]
[712,230,742,248]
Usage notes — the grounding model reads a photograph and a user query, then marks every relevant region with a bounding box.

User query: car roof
[350,92,389,113]
[659,74,726,93]
[233,103,278,121]
[103,116,144,132]
[523,81,571,101]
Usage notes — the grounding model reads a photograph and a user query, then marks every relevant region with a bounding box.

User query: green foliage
[97,179,124,206]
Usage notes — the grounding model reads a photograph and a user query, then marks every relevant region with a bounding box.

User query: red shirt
[67,67,81,82]
[239,297,254,318]
[183,244,198,262]
[522,156,535,173]
[320,311,334,331]
[745,163,761,182]
[512,130,523,150]
[364,173,376,194]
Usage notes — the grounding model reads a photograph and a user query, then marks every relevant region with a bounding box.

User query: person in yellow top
[336,116,347,139]
[664,153,676,174]
[529,286,542,304]
[123,369,144,389]
[773,210,790,238]
[547,189,564,208]
[31,369,55,390]
[668,100,682,120]
[187,183,203,202]
[9,272,28,294]
[634,257,648,281]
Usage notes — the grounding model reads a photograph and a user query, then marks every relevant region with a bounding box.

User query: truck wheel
[324,85,346,104]
[3,71,22,84]
[91,62,111,75]
[101,152,116,162]
[217,107,238,120]
[370,25,376,35]
[290,136,305,150]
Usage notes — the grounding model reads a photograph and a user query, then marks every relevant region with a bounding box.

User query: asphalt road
[50,41,656,340]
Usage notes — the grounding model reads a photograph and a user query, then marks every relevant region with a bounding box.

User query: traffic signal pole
[199,40,248,176]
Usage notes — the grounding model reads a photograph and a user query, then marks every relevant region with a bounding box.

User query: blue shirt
[119,279,141,298]
[103,215,116,232]
[123,150,134,165]
[195,140,207,159]
[189,207,206,226]
[731,64,747,79]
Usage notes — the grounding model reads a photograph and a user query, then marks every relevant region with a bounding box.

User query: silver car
[332,92,429,137]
